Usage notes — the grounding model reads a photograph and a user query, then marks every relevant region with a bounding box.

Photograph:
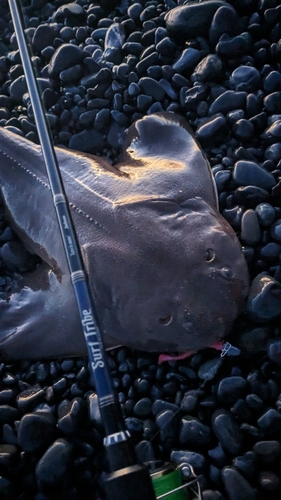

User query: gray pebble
[241,209,261,245]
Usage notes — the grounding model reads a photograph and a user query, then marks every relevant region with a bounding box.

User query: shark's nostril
[159,314,173,325]
[220,266,233,279]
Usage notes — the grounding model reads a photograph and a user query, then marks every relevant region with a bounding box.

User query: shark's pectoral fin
[0,264,86,361]
[118,112,218,209]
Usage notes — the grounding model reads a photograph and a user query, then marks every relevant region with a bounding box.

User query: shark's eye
[205,248,215,262]
[159,314,172,325]
[220,267,233,279]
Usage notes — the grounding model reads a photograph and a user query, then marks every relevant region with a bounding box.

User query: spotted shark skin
[0,112,249,361]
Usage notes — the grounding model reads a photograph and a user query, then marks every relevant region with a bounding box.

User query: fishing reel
[147,461,202,500]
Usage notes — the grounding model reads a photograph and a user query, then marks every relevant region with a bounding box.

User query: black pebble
[222,466,257,500]
[17,412,56,452]
[233,160,276,190]
[16,384,45,413]
[69,128,104,152]
[257,408,281,437]
[241,209,261,245]
[179,416,213,447]
[48,44,83,78]
[191,54,222,82]
[196,114,228,143]
[247,274,281,323]
[165,1,228,40]
[217,376,247,405]
[36,438,74,486]
[253,440,281,464]
[212,409,243,455]
[209,90,246,115]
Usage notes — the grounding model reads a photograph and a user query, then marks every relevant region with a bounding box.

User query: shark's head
[90,196,249,353]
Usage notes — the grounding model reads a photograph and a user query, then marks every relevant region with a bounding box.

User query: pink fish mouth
[158,341,224,364]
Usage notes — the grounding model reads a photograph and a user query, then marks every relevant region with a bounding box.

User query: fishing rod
[8,1,202,499]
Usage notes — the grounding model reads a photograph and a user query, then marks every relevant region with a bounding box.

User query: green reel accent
[151,466,186,500]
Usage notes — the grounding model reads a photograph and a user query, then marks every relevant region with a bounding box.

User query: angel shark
[0,112,249,361]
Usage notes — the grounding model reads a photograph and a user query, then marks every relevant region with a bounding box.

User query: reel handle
[103,463,156,500]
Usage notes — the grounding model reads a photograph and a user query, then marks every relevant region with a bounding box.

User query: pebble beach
[0,0,281,498]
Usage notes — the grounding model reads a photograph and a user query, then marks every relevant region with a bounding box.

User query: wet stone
[179,416,213,447]
[36,438,74,486]
[9,76,49,103]
[165,1,229,41]
[263,70,281,92]
[152,399,178,415]
[133,398,152,417]
[259,471,281,491]
[253,440,281,463]
[196,114,228,143]
[255,203,275,226]
[48,44,83,78]
[58,397,87,435]
[260,242,281,261]
[232,451,256,478]
[264,92,281,114]
[270,219,281,242]
[217,376,247,405]
[222,466,257,500]
[267,339,281,365]
[0,444,18,467]
[69,128,104,153]
[265,142,281,162]
[156,409,178,438]
[191,54,222,82]
[209,5,241,45]
[16,385,45,413]
[233,160,276,190]
[125,417,143,433]
[235,186,269,207]
[262,120,281,143]
[257,408,281,437]
[0,406,18,427]
[233,119,254,142]
[17,412,56,452]
[107,121,124,149]
[135,440,155,463]
[239,327,269,353]
[32,25,57,53]
[138,77,165,101]
[0,227,13,241]
[212,409,243,455]
[198,358,221,381]
[209,90,246,115]
[180,391,199,413]
[172,48,202,73]
[216,33,251,58]
[230,66,260,92]
[241,209,261,245]
[247,274,281,323]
